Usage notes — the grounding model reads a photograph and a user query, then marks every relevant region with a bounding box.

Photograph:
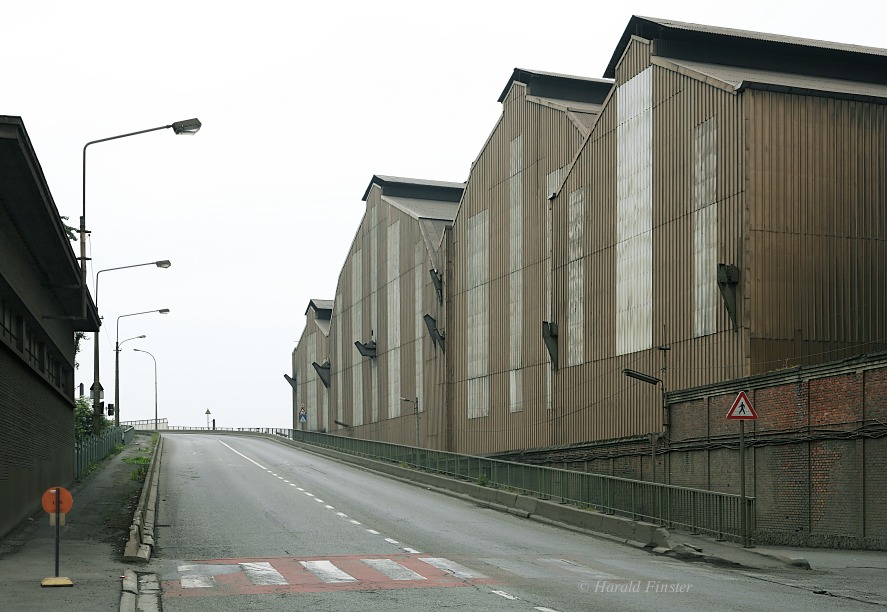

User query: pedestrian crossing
[161,552,652,598]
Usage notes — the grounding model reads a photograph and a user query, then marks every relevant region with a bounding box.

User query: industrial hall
[289,16,887,547]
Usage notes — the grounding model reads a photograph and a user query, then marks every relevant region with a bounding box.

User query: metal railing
[165,426,755,543]
[74,426,134,479]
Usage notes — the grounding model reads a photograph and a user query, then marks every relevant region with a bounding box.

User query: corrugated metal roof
[381,195,459,222]
[662,57,887,101]
[499,68,613,104]
[362,175,465,202]
[640,16,887,56]
[304,299,334,316]
[605,15,887,79]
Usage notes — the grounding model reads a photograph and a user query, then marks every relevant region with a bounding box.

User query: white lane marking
[362,558,426,581]
[325,505,335,509]
[181,575,215,588]
[315,498,325,503]
[535,608,562,612]
[419,558,487,580]
[271,473,278,476]
[402,547,421,554]
[297,487,304,491]
[366,529,380,535]
[349,519,361,525]
[384,538,400,544]
[300,560,357,583]
[240,562,288,585]
[218,440,266,470]
[336,512,348,517]
[289,484,297,487]
[539,558,621,580]
[492,590,518,600]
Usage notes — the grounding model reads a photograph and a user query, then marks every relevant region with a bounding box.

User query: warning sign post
[40,487,73,587]
[727,392,756,548]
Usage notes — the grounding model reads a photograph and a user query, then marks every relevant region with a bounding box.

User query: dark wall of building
[0,343,75,538]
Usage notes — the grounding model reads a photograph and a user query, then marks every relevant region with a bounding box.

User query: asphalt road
[148,434,871,611]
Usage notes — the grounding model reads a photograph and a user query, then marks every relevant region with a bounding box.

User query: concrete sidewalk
[0,433,153,612]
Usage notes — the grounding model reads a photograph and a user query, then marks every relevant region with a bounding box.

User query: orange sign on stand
[42,487,73,514]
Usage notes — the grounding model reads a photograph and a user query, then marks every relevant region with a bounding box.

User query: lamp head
[158,308,170,314]
[171,118,201,135]
[623,368,662,386]
[155,260,172,268]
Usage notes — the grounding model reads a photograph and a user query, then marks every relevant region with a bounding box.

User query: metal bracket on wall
[542,321,558,370]
[423,314,445,351]
[429,268,443,304]
[717,263,741,332]
[354,340,377,358]
[311,359,331,388]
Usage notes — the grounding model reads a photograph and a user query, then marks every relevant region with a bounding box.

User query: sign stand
[40,487,73,587]
[727,391,757,548]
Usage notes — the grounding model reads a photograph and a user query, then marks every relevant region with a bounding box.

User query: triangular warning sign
[727,391,757,419]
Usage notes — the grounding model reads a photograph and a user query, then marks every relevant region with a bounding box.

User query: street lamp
[133,349,158,432]
[79,118,200,319]
[399,396,420,448]
[91,260,171,431]
[623,362,668,484]
[116,309,169,425]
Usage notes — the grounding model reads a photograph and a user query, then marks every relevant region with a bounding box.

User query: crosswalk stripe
[419,557,487,580]
[361,558,427,581]
[240,561,288,585]
[181,575,216,588]
[300,560,358,583]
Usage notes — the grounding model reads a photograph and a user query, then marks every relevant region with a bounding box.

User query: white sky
[4,1,883,428]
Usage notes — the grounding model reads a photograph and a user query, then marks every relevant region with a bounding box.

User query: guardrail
[74,426,134,480]
[167,426,755,543]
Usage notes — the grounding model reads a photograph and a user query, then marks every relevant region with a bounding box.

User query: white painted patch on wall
[694,117,718,337]
[616,67,654,356]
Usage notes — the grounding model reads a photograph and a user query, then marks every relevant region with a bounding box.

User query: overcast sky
[4,1,883,429]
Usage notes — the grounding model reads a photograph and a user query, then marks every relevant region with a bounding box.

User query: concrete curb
[123,436,163,563]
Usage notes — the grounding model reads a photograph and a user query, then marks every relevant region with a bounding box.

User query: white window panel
[468,377,489,419]
[415,247,424,411]
[568,260,584,366]
[694,118,718,337]
[616,67,654,356]
[509,369,522,413]
[387,222,401,419]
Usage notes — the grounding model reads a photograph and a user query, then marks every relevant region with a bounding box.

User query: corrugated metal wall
[551,37,749,445]
[746,90,887,370]
[310,186,449,448]
[450,82,591,455]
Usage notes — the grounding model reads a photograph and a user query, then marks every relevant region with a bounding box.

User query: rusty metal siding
[746,90,887,370]
[449,82,588,455]
[550,56,750,444]
[615,37,652,86]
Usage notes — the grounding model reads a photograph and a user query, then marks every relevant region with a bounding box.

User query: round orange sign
[41,487,73,514]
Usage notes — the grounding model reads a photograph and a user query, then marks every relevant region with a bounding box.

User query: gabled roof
[361,175,464,203]
[658,56,887,102]
[0,116,99,331]
[605,16,887,82]
[498,68,613,104]
[305,299,334,318]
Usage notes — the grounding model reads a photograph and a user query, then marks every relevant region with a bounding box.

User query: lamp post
[80,119,199,427]
[623,368,663,482]
[399,396,420,448]
[91,260,171,432]
[133,349,158,432]
[116,309,169,426]
[205,409,211,429]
